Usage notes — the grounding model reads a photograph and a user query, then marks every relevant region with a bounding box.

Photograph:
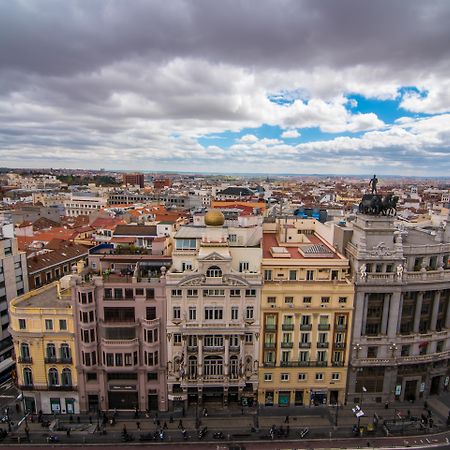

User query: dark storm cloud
[1,0,450,76]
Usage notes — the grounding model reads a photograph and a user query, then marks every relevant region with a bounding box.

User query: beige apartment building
[259,218,354,407]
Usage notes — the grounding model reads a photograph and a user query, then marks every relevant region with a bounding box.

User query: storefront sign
[395,384,402,396]
[110,385,136,391]
[168,394,187,401]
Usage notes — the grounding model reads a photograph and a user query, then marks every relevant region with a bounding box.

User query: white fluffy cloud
[281,129,301,139]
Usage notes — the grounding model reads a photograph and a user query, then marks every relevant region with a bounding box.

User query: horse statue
[381,194,399,216]
[358,194,382,215]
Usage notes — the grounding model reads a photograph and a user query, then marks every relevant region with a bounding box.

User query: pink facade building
[71,253,170,412]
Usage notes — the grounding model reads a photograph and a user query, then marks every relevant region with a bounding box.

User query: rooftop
[14,283,71,309]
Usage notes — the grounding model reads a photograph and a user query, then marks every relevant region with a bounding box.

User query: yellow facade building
[9,281,79,414]
[259,218,354,407]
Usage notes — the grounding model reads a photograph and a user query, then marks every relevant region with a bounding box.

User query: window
[230,289,241,297]
[19,319,26,330]
[61,368,72,386]
[331,373,340,381]
[245,306,254,320]
[175,238,197,250]
[173,307,181,320]
[245,289,256,297]
[174,333,182,344]
[23,368,33,386]
[338,297,347,303]
[299,351,309,362]
[115,354,123,366]
[146,288,155,299]
[280,373,289,382]
[187,289,198,297]
[289,270,297,281]
[125,353,133,366]
[48,368,59,386]
[315,373,324,381]
[301,315,311,325]
[436,340,445,353]
[203,289,225,296]
[264,270,272,281]
[228,233,237,242]
[171,289,182,297]
[181,262,193,271]
[59,319,67,330]
[188,307,196,321]
[306,270,314,281]
[331,270,339,280]
[298,373,307,381]
[16,274,23,283]
[367,346,378,358]
[317,350,327,362]
[303,296,311,303]
[45,319,53,331]
[401,345,410,357]
[20,343,30,359]
[231,307,239,320]
[321,296,330,303]
[206,266,222,278]
[239,262,249,272]
[60,344,71,360]
[284,296,293,304]
[146,307,156,320]
[205,307,223,320]
[264,373,272,382]
[244,333,253,344]
[86,372,97,382]
[267,296,276,304]
[106,353,114,366]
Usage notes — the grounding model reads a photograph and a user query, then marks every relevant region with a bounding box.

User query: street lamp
[389,343,398,357]
[353,343,362,357]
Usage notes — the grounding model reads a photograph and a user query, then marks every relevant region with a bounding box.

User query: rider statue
[369,174,378,194]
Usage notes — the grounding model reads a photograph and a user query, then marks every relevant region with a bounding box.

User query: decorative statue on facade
[358,175,398,216]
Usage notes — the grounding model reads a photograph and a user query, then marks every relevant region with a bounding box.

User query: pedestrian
[77,416,80,423]
[89,415,92,424]
[385,401,389,409]
[69,415,73,423]
[428,409,432,418]
[241,406,244,415]
[286,424,290,436]
[136,421,141,430]
[122,424,127,435]
[15,403,20,414]
[182,406,185,417]
[163,421,168,430]
[284,415,289,424]
[178,419,183,429]
[156,419,160,427]
[169,415,173,423]
[66,428,71,437]
[25,425,29,440]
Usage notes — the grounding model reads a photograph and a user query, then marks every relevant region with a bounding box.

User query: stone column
[396,293,404,335]
[388,292,402,338]
[430,291,441,331]
[198,336,203,377]
[381,294,391,335]
[445,295,450,329]
[354,291,367,338]
[413,292,424,333]
[224,336,230,376]
[240,335,245,378]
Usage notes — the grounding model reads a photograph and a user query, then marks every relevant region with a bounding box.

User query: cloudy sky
[1,0,450,175]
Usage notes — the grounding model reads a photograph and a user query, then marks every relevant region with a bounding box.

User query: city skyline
[1,1,450,175]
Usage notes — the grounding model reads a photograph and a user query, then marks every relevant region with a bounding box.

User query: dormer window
[206,266,222,278]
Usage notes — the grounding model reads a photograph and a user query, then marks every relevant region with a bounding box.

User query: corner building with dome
[165,209,263,410]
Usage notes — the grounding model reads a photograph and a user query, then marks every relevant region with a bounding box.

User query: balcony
[282,324,294,331]
[203,345,225,352]
[316,361,328,367]
[229,346,240,352]
[356,349,450,367]
[264,342,275,349]
[17,356,32,363]
[332,361,344,367]
[299,342,311,349]
[318,324,330,331]
[19,384,34,391]
[334,342,346,349]
[44,357,73,364]
[265,324,277,331]
[300,324,312,331]
[280,361,310,367]
[187,345,198,352]
[281,342,293,349]
[335,324,347,331]
[317,342,329,349]
[48,384,75,391]
[263,362,275,367]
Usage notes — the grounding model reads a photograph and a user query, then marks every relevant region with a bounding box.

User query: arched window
[188,356,197,379]
[60,344,71,361]
[46,343,56,360]
[48,368,59,386]
[61,368,72,386]
[23,368,33,386]
[206,266,222,278]
[20,343,30,359]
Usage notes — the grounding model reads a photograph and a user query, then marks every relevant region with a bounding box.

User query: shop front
[278,391,291,407]
[310,389,327,405]
[108,385,138,410]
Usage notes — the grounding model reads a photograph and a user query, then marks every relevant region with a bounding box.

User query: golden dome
[204,209,225,227]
